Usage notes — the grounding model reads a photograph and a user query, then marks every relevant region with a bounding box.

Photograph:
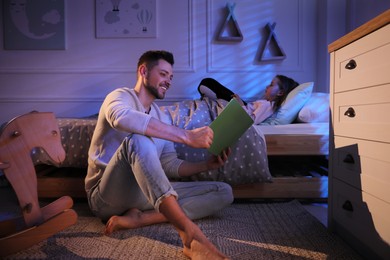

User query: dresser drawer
[334,24,390,93]
[333,136,390,203]
[332,179,390,257]
[333,84,390,143]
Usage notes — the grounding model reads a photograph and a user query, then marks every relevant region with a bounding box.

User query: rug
[4,200,362,260]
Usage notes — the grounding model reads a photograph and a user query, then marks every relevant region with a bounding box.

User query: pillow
[261,82,313,125]
[296,92,329,123]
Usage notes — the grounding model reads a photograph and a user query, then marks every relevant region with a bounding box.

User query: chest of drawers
[328,10,390,259]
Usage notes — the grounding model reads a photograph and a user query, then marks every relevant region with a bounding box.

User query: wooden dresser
[328,10,390,259]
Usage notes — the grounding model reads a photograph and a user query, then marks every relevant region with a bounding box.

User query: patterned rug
[5,200,362,259]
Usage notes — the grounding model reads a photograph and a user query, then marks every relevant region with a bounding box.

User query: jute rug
[5,200,362,259]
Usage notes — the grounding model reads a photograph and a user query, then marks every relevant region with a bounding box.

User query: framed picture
[2,0,65,50]
[96,0,156,38]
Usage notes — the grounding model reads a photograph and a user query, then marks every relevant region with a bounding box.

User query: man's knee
[124,134,156,157]
[219,182,234,205]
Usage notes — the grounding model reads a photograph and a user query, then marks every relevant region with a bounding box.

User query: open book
[208,98,254,155]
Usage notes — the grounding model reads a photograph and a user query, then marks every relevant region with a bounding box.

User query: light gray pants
[87,134,233,221]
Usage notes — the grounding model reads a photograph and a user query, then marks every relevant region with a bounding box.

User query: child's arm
[232,94,245,106]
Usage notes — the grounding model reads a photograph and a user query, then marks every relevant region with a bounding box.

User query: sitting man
[85,50,233,259]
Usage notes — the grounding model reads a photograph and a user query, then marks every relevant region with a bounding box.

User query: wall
[346,0,390,31]
[0,0,388,123]
[0,0,320,122]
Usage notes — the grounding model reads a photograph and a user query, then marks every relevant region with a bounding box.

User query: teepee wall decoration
[216,2,243,42]
[259,22,286,61]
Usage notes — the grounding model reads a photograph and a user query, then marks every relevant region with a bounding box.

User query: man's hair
[137,50,174,71]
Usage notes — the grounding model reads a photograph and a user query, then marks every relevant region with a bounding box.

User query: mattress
[253,123,329,155]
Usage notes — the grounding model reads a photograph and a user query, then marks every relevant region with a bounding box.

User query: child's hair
[272,75,299,111]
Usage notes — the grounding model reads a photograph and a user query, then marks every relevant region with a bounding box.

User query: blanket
[161,98,272,185]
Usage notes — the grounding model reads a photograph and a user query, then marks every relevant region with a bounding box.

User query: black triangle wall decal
[259,22,286,61]
[217,3,243,42]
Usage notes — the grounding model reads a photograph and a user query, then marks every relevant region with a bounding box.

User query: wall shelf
[259,22,286,61]
[216,3,243,42]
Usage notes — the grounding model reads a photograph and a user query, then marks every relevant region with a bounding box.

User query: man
[85,50,233,259]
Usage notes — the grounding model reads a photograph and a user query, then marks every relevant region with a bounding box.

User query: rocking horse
[0,112,77,256]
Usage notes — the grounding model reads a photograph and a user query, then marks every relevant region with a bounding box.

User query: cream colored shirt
[85,88,183,192]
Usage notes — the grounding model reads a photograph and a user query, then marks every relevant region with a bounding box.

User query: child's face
[264,77,282,101]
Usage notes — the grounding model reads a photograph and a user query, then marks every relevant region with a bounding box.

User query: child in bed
[198,75,299,124]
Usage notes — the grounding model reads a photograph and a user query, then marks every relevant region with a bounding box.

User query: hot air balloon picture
[96,0,156,38]
[137,9,152,33]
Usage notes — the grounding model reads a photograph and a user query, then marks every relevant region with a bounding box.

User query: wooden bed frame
[263,132,328,156]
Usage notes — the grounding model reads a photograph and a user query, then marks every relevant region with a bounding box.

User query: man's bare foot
[183,239,229,260]
[104,208,142,235]
[178,223,229,260]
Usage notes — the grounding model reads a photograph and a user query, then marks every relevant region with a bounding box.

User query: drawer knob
[344,107,355,118]
[342,200,354,212]
[345,59,357,70]
[343,154,355,164]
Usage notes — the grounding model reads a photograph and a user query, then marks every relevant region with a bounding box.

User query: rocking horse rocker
[0,112,77,256]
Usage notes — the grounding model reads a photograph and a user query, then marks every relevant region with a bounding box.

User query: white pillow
[296,92,329,123]
[261,82,314,125]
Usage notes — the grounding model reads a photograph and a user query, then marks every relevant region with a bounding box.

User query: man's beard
[145,83,164,100]
[144,75,165,100]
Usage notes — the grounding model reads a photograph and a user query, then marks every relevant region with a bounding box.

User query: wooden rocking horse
[0,112,77,256]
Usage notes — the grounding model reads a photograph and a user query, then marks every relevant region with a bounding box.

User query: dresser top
[328,9,390,53]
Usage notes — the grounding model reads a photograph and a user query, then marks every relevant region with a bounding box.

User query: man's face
[144,59,173,100]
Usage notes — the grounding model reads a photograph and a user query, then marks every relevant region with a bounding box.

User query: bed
[159,82,329,200]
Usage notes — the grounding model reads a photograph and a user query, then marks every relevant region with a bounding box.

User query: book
[208,98,254,155]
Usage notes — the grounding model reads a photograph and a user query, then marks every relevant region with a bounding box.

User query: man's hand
[206,147,231,170]
[184,126,214,148]
[177,147,231,177]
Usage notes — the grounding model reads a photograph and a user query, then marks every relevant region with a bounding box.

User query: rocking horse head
[0,111,65,226]
[0,111,65,168]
